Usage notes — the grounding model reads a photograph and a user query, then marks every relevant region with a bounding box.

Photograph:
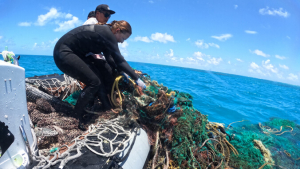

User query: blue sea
[19,55,300,125]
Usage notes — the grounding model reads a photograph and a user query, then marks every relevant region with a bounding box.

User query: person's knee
[90,77,101,89]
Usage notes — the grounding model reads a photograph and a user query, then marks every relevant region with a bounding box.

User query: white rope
[32,118,135,169]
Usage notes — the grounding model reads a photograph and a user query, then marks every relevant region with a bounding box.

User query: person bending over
[83,4,117,94]
[53,20,146,128]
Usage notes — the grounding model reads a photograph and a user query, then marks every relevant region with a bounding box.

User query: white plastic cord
[32,118,135,169]
[29,118,39,157]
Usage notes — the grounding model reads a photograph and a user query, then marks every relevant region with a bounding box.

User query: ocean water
[19,55,300,125]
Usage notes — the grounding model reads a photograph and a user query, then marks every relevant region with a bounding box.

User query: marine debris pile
[26,70,300,169]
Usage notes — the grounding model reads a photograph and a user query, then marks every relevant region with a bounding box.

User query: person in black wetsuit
[53,20,146,127]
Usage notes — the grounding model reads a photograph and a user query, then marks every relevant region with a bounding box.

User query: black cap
[87,11,95,19]
[95,4,115,14]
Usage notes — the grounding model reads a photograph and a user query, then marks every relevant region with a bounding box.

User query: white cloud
[248,68,265,76]
[32,38,59,50]
[118,41,129,57]
[286,36,290,39]
[287,73,298,81]
[250,62,259,69]
[275,55,286,60]
[186,38,190,41]
[195,40,219,49]
[195,40,209,49]
[49,38,59,44]
[251,49,269,57]
[54,16,81,32]
[234,5,238,9]
[18,22,32,26]
[35,8,61,26]
[259,7,290,18]
[33,43,37,48]
[180,58,184,62]
[207,57,222,65]
[279,64,289,70]
[35,8,77,28]
[134,36,152,43]
[134,32,175,43]
[0,36,2,39]
[65,13,73,19]
[236,58,243,62]
[208,43,220,48]
[187,57,196,62]
[228,61,231,64]
[262,59,278,73]
[245,30,257,34]
[249,59,284,77]
[32,42,50,50]
[211,34,232,41]
[193,51,206,61]
[165,49,174,57]
[151,33,175,43]
[171,57,177,61]
[119,41,128,48]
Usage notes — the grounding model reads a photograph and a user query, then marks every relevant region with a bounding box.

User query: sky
[0,0,299,86]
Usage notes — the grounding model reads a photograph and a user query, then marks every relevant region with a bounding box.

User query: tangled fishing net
[25,70,300,169]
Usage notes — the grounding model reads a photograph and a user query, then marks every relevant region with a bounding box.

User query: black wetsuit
[53,24,138,121]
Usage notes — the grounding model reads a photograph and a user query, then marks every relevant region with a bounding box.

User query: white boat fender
[102,126,139,169]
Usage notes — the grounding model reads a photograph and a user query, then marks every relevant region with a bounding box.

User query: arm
[106,49,138,80]
[105,54,118,71]
[96,25,139,80]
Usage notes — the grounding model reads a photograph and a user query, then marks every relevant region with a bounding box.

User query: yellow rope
[284,150,291,157]
[259,123,293,136]
[258,163,273,169]
[152,80,160,86]
[227,120,247,129]
[275,126,293,136]
[110,75,136,107]
[283,150,300,161]
[224,139,239,155]
[166,91,176,97]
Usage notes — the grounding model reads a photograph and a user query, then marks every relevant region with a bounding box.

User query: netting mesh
[31,118,135,169]
[26,74,81,100]
[26,70,300,169]
[27,100,84,153]
[227,118,300,169]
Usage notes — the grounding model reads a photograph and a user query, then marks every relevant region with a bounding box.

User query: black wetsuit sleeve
[99,27,139,81]
[104,49,138,80]
[105,54,118,70]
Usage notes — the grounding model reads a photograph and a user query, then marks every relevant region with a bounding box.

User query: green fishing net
[27,71,300,169]
[227,118,300,169]
[63,90,81,105]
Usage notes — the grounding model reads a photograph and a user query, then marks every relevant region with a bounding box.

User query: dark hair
[87,11,95,19]
[107,20,132,35]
